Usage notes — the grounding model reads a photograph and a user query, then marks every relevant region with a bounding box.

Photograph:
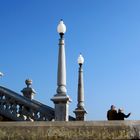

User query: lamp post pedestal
[74,108,87,121]
[51,95,70,121]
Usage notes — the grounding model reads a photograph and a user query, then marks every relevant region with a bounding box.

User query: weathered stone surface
[0,121,140,140]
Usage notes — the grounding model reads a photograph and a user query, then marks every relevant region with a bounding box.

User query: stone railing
[0,86,54,121]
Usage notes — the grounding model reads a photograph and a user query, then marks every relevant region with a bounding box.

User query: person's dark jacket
[117,112,131,120]
[107,109,117,120]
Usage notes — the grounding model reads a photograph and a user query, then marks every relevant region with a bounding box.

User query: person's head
[111,105,116,110]
[118,108,123,113]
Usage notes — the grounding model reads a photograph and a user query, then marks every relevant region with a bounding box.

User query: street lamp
[57,19,66,39]
[0,72,4,77]
[78,54,84,66]
[51,20,71,121]
[74,54,87,121]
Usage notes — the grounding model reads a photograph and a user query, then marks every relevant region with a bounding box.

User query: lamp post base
[51,95,71,121]
[74,108,87,121]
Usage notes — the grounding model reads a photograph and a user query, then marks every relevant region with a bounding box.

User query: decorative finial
[22,79,36,100]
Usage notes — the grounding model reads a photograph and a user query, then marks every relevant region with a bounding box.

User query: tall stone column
[51,20,71,121]
[74,54,87,121]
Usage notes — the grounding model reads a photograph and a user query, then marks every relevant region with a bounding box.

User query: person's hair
[118,108,123,113]
[111,105,115,109]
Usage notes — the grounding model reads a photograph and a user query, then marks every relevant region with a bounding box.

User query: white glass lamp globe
[78,54,84,65]
[0,72,4,77]
[57,20,66,34]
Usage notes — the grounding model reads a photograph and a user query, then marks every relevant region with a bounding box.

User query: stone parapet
[0,121,140,139]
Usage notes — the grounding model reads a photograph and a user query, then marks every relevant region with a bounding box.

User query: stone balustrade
[0,86,54,121]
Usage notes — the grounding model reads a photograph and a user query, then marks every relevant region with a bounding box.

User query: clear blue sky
[0,0,140,120]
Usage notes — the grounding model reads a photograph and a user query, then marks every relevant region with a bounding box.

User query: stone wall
[0,121,140,140]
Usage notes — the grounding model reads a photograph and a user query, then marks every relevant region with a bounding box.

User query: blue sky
[0,0,140,120]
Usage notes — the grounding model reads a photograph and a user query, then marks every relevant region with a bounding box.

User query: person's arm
[124,113,131,118]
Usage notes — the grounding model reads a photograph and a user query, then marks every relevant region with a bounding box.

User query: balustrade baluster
[34,111,39,121]
[0,94,3,110]
[11,103,17,116]
[0,86,56,121]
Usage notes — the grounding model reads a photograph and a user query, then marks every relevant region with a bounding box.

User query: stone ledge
[0,121,140,139]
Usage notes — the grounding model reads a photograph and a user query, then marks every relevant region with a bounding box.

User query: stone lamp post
[74,54,87,121]
[51,20,71,121]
